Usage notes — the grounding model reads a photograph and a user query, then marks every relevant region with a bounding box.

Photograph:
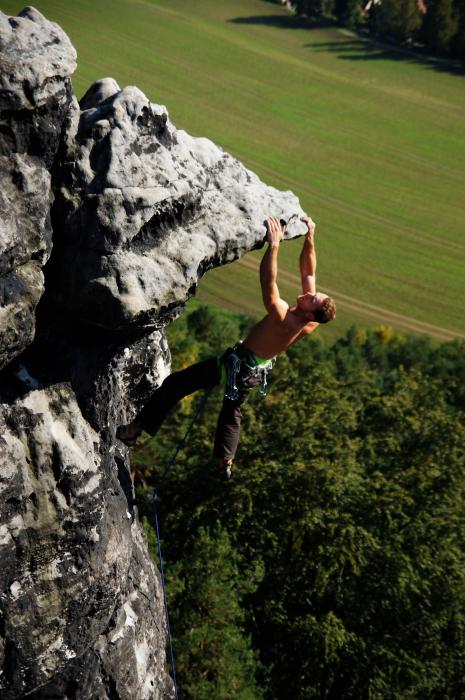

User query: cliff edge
[0,7,304,698]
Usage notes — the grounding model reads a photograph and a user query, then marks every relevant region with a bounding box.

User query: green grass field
[4,0,465,340]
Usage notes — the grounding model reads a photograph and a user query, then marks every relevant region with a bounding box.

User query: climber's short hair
[313,297,336,324]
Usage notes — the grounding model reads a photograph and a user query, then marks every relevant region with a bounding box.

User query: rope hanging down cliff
[151,386,214,700]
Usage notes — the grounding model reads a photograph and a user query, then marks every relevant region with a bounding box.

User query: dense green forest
[134,307,465,699]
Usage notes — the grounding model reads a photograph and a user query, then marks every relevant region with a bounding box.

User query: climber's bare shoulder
[243,305,318,359]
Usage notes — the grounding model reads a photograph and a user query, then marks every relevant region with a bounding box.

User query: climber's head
[296,292,336,323]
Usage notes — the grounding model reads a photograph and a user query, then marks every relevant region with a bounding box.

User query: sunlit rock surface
[0,6,305,699]
[51,77,304,329]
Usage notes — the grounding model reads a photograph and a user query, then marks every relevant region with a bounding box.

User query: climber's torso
[243,305,318,360]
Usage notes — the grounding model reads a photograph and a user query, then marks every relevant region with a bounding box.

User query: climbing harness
[223,343,276,401]
[224,348,243,401]
[151,386,213,700]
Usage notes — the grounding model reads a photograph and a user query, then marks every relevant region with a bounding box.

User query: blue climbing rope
[152,491,179,700]
[151,386,214,700]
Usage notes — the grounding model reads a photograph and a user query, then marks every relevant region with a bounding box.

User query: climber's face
[296,292,328,318]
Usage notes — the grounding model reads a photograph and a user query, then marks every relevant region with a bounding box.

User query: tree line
[134,305,465,699]
[291,0,465,60]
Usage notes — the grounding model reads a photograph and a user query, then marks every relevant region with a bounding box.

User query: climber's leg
[117,357,220,444]
[213,391,246,468]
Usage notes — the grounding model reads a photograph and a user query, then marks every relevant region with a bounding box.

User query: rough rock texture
[0,329,172,700]
[49,77,304,330]
[0,6,305,699]
[0,7,76,371]
[0,394,172,700]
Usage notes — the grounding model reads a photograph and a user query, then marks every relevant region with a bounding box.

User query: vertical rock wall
[0,6,76,371]
[0,6,304,699]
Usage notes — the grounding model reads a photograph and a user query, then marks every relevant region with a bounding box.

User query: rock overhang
[50,78,305,331]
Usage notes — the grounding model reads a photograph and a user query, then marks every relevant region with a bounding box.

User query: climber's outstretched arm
[260,217,288,320]
[299,215,317,295]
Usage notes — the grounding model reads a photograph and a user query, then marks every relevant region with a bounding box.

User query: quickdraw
[223,344,275,401]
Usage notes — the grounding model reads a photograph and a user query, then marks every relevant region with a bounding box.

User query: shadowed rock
[0,7,76,371]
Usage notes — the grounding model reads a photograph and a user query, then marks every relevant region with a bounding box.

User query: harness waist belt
[222,342,276,400]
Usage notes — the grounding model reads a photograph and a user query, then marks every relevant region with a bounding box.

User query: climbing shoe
[217,458,233,480]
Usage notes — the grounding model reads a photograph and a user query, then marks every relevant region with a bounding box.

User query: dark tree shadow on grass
[228,15,334,31]
[228,10,465,77]
[308,38,465,76]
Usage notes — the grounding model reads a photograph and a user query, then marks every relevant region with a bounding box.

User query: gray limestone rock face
[0,382,172,700]
[0,7,76,370]
[0,322,173,698]
[51,78,305,330]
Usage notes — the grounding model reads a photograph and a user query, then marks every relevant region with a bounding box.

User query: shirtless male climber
[117,215,336,477]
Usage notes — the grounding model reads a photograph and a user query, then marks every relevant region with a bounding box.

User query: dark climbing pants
[137,357,249,461]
